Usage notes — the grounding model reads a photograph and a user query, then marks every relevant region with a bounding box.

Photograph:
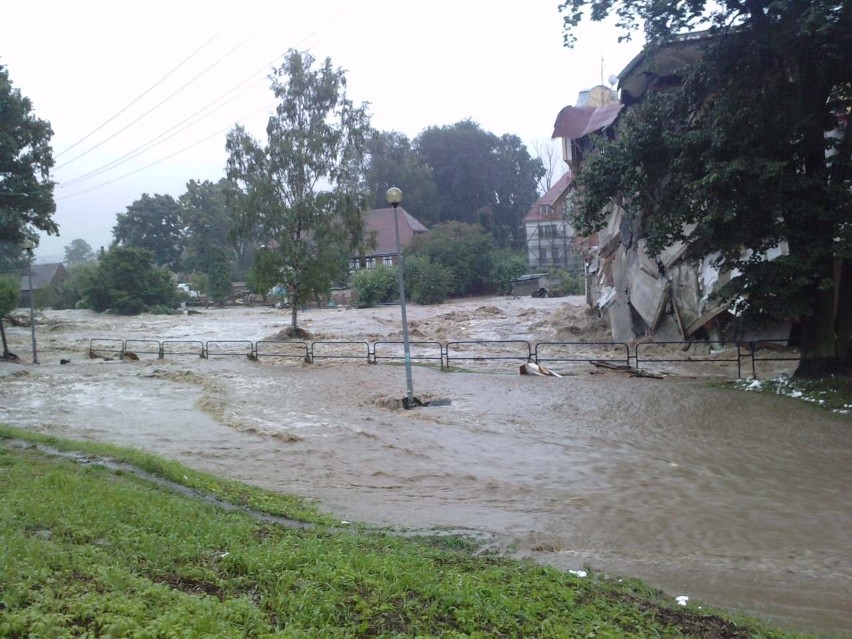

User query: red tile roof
[523,172,573,223]
[364,207,428,256]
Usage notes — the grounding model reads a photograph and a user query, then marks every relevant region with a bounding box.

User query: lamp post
[21,239,38,364]
[386,186,415,408]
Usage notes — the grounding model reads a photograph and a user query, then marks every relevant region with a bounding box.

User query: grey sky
[1,0,643,262]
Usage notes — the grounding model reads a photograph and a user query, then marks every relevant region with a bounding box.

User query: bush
[406,222,494,296]
[352,266,398,308]
[547,269,585,296]
[50,262,100,310]
[80,247,177,314]
[0,275,20,316]
[405,255,452,305]
[489,249,528,294]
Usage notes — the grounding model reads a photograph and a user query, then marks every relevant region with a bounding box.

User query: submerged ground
[2,296,850,638]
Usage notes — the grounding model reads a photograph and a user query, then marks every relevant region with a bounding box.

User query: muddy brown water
[1,304,850,638]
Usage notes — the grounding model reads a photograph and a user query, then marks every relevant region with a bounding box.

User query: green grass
[0,424,336,526]
[0,427,804,638]
[734,375,852,417]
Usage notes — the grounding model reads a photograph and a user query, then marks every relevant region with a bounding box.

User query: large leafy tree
[179,179,234,277]
[0,64,56,262]
[415,120,543,249]
[63,238,95,266]
[562,0,852,377]
[226,49,371,332]
[364,130,441,224]
[112,193,185,270]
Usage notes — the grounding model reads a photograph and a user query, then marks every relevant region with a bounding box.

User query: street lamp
[20,239,38,364]
[386,186,416,408]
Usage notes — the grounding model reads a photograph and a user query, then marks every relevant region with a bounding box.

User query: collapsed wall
[587,202,741,343]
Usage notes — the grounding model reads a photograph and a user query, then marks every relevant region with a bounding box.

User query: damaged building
[551,34,791,345]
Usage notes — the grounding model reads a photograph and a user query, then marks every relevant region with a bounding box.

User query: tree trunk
[0,318,9,357]
[794,258,852,378]
[833,258,852,372]
[290,288,298,333]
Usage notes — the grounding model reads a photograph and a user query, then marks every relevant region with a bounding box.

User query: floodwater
[1,302,850,638]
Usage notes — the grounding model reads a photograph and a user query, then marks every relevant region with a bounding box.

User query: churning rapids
[2,297,850,638]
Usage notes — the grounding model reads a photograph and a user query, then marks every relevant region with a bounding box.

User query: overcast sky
[1,0,643,262]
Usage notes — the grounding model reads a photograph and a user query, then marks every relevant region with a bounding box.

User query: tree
[179,179,234,276]
[490,134,546,249]
[226,49,371,333]
[112,193,184,270]
[80,247,176,315]
[0,274,20,358]
[414,120,544,248]
[207,246,232,305]
[406,221,496,297]
[531,138,565,195]
[0,64,56,248]
[63,239,95,266]
[562,0,852,377]
[51,261,100,310]
[249,247,284,302]
[364,130,441,225]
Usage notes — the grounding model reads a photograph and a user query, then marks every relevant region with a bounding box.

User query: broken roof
[551,103,624,141]
[618,30,714,104]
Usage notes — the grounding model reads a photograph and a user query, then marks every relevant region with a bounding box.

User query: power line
[57,101,277,201]
[55,4,361,199]
[55,20,271,171]
[54,26,227,160]
[58,76,267,189]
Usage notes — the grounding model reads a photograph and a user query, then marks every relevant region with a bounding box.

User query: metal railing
[123,339,163,359]
[85,336,800,379]
[634,341,744,378]
[535,341,630,370]
[372,341,443,366]
[161,340,205,358]
[446,340,532,369]
[206,340,255,359]
[255,340,309,362]
[88,338,124,358]
[746,340,801,379]
[309,340,370,364]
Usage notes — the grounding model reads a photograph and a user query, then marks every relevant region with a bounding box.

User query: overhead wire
[57,75,268,188]
[54,3,361,199]
[54,26,228,161]
[54,19,273,171]
[58,101,278,201]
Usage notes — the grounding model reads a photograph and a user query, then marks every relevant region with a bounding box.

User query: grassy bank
[0,427,799,638]
[734,375,852,417]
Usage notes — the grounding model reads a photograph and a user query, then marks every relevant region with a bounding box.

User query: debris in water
[675,595,689,606]
[519,361,562,377]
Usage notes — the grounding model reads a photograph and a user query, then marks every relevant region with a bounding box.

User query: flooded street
[2,299,850,637]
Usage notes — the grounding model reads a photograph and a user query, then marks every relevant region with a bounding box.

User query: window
[540,248,548,263]
[383,256,393,266]
[539,204,550,215]
[540,224,557,239]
